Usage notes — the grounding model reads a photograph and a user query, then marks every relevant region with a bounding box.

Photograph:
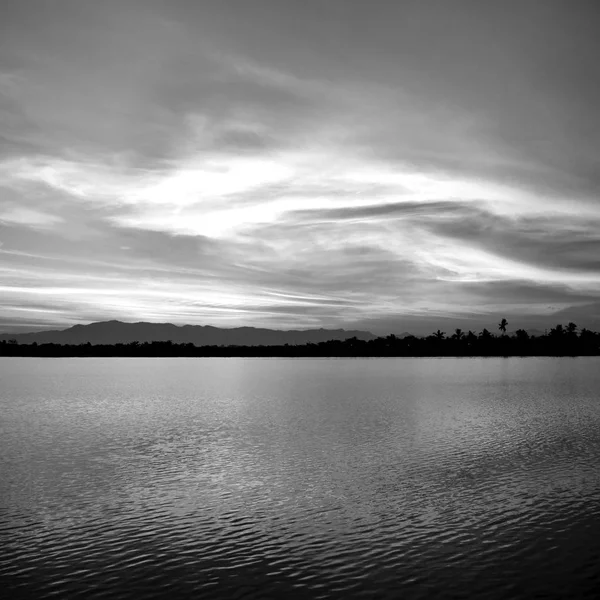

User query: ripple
[2,357,600,598]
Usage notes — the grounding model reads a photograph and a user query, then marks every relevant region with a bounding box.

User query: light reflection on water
[1,357,600,598]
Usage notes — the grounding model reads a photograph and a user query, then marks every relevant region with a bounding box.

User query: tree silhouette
[498,318,508,335]
[479,328,492,340]
[2,320,600,357]
[515,329,529,342]
[452,328,464,340]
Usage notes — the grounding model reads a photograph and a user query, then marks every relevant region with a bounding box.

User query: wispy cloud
[1,0,599,333]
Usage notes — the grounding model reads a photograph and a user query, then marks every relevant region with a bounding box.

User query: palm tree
[498,318,508,335]
[433,330,446,340]
[452,328,464,340]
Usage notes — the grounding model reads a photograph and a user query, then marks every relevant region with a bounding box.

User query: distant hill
[0,320,378,346]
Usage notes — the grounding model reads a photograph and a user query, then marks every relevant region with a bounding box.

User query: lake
[1,357,599,598]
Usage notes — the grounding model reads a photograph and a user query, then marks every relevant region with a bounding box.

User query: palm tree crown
[499,318,508,334]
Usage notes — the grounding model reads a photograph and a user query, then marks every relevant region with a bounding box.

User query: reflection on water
[1,357,600,598]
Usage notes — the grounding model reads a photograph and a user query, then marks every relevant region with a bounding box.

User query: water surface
[1,357,599,598]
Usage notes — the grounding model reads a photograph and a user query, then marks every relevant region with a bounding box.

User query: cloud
[0,206,62,228]
[1,0,600,333]
[418,206,600,276]
[289,200,469,223]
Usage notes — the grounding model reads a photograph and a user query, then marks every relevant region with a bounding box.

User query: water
[1,357,599,598]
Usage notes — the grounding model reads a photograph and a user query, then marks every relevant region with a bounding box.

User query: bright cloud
[1,0,600,334]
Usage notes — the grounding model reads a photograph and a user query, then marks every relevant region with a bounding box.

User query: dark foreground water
[1,357,600,599]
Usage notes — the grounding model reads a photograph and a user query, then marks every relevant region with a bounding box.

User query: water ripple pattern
[1,357,600,598]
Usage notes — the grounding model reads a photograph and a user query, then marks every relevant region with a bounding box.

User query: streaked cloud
[1,0,599,334]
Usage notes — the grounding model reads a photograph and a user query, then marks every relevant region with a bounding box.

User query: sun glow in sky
[1,0,600,334]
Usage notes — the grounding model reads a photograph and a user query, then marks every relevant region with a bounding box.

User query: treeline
[2,321,600,357]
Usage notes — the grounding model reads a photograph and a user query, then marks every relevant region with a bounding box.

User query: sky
[1,0,600,335]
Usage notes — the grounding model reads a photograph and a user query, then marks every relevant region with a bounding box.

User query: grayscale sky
[1,0,600,334]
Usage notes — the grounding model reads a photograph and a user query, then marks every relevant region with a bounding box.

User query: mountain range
[0,320,378,346]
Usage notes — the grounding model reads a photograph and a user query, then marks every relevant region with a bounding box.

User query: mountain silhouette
[0,320,378,346]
